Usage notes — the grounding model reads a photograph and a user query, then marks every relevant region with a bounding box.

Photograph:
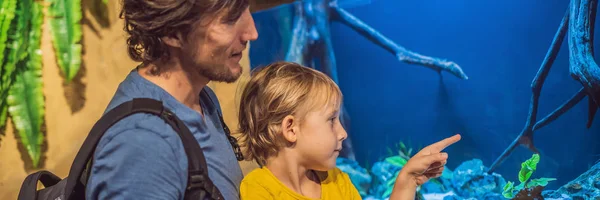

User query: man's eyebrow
[249,0,295,13]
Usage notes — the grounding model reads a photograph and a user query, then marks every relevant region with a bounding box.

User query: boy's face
[295,102,347,171]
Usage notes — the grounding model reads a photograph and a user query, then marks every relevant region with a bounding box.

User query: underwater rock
[442,195,472,200]
[420,167,455,194]
[543,162,600,199]
[434,191,502,200]
[419,191,468,200]
[336,157,516,199]
[440,193,500,200]
[368,161,403,198]
[363,195,386,200]
[451,159,506,198]
[434,190,503,200]
[566,183,583,193]
[336,158,372,196]
[542,191,574,200]
[482,193,505,200]
[365,158,506,199]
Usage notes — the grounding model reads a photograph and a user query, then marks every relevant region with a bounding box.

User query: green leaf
[514,182,525,192]
[7,0,44,168]
[385,156,408,167]
[518,154,540,183]
[386,177,396,187]
[0,0,17,70]
[47,0,82,82]
[386,147,394,156]
[400,142,406,151]
[383,171,400,198]
[383,186,393,198]
[0,101,7,130]
[8,67,45,167]
[386,172,399,187]
[526,178,556,188]
[518,162,534,183]
[1,0,28,97]
[0,0,19,133]
[502,181,515,199]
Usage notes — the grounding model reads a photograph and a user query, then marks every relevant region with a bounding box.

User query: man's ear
[281,115,298,143]
[161,33,184,48]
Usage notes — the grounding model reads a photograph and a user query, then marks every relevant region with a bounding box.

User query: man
[86,0,258,199]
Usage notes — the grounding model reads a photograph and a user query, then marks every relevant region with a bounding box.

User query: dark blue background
[249,0,600,189]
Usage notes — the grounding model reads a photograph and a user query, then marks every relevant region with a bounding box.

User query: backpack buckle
[187,170,206,190]
[187,170,223,200]
[161,110,175,121]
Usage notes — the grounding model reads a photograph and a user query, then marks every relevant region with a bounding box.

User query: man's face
[180,7,258,83]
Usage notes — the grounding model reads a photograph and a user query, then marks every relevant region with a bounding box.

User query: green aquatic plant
[381,141,431,199]
[502,154,556,199]
[386,141,415,160]
[381,141,415,198]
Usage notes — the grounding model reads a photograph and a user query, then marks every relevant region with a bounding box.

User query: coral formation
[337,153,600,200]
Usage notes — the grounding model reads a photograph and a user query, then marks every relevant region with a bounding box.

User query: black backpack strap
[63,98,224,200]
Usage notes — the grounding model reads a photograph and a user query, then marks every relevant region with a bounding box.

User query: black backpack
[17,97,244,200]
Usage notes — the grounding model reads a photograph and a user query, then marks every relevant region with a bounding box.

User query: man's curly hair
[120,0,249,64]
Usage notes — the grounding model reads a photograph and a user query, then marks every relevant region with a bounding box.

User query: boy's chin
[312,161,337,172]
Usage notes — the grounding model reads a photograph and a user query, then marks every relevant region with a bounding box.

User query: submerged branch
[330,5,468,80]
[569,0,600,108]
[533,87,587,131]
[488,8,570,173]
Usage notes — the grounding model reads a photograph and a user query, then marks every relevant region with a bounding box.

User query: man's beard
[196,63,242,83]
[184,45,243,83]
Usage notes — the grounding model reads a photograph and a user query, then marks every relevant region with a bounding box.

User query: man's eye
[224,18,238,25]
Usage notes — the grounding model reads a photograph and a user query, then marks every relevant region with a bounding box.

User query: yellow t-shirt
[240,167,362,200]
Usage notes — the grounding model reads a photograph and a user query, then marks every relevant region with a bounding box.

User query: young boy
[237,61,461,199]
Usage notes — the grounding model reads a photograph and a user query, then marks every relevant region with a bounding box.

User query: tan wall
[0,1,259,198]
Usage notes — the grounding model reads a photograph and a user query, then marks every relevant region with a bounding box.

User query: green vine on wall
[48,0,82,83]
[0,0,84,168]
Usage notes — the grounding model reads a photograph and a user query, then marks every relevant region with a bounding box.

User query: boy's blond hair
[237,61,343,166]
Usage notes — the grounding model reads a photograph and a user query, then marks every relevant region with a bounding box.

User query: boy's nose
[338,127,348,141]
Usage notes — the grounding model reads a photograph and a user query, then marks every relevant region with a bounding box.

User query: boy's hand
[390,134,461,199]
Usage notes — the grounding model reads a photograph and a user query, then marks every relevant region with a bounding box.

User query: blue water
[249,0,600,190]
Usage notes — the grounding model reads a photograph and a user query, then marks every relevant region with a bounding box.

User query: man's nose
[242,13,259,42]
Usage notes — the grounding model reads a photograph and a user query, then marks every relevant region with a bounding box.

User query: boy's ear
[281,115,297,143]
[161,33,184,48]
